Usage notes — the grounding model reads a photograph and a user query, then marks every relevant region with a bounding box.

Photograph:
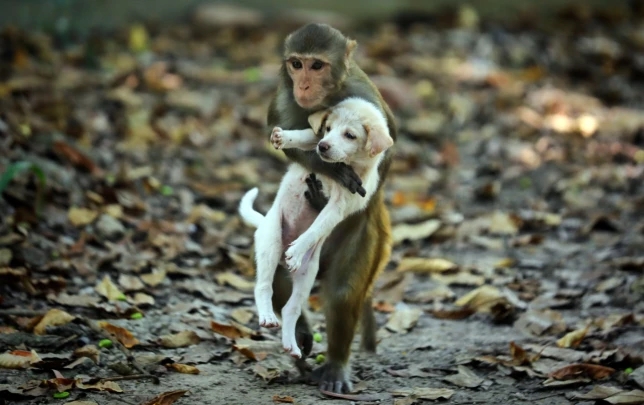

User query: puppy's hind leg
[281,244,321,359]
[253,213,282,328]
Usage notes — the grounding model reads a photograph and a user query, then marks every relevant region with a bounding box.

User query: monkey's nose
[318,142,330,152]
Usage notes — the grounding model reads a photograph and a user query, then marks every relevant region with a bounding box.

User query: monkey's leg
[281,245,321,359]
[359,295,377,353]
[253,214,283,328]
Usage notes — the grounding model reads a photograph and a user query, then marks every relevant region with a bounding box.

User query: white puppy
[238,97,393,358]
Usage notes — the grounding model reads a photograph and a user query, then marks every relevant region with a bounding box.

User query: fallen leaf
[514,310,566,336]
[168,363,200,374]
[392,219,441,244]
[211,320,253,340]
[557,325,590,348]
[391,387,454,400]
[73,345,100,363]
[141,390,189,405]
[573,385,628,400]
[443,365,483,388]
[140,268,167,287]
[604,390,644,404]
[272,395,295,403]
[215,271,255,292]
[374,300,396,313]
[76,380,123,392]
[408,284,455,303]
[385,307,422,333]
[66,401,99,405]
[53,140,102,176]
[95,275,125,302]
[549,363,615,380]
[231,308,254,324]
[488,211,520,235]
[118,274,145,291]
[159,331,201,348]
[33,308,75,335]
[98,322,140,348]
[129,292,155,306]
[68,207,99,226]
[431,271,486,286]
[47,292,101,307]
[0,350,41,369]
[396,257,457,273]
[429,307,475,320]
[454,285,507,312]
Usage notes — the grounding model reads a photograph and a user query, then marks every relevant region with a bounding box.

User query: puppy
[238,97,394,358]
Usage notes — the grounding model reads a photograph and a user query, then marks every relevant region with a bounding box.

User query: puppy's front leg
[285,204,346,271]
[271,127,318,151]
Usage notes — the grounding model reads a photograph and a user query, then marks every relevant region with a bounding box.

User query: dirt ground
[1,3,644,405]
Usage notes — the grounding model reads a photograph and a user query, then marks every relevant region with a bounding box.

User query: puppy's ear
[364,123,393,158]
[308,110,329,135]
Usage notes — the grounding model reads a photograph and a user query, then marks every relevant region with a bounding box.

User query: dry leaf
[215,271,255,292]
[391,387,454,400]
[557,325,590,348]
[604,390,644,404]
[231,308,254,324]
[396,257,457,273]
[374,300,396,313]
[392,219,441,244]
[0,350,40,369]
[118,274,145,291]
[409,284,455,303]
[454,285,507,312]
[443,365,483,388]
[140,268,167,287]
[574,385,627,400]
[48,292,101,307]
[73,345,100,363]
[385,307,422,333]
[159,330,201,348]
[33,308,75,335]
[98,322,140,348]
[272,395,295,403]
[141,390,189,405]
[488,211,520,235]
[68,207,99,226]
[211,320,253,340]
[76,380,123,392]
[129,292,155,306]
[549,363,615,380]
[66,401,99,405]
[95,275,125,302]
[431,271,485,286]
[168,363,200,374]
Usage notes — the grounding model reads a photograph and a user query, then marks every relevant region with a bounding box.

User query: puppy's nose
[318,142,330,153]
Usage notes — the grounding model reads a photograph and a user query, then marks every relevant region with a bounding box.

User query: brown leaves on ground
[141,390,189,405]
[32,309,75,335]
[158,330,201,348]
[97,322,140,348]
[548,363,615,381]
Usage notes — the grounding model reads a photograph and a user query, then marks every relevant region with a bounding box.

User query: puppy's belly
[278,166,333,247]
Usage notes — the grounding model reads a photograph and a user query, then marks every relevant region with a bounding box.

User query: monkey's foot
[282,334,302,359]
[270,127,284,149]
[258,312,280,328]
[311,362,352,394]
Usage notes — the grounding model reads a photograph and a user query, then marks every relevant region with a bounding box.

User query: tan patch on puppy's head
[308,110,330,135]
[363,123,393,158]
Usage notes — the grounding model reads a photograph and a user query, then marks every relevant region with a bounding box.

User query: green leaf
[0,161,47,216]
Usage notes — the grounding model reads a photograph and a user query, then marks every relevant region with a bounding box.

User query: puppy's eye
[311,60,324,70]
[291,60,302,69]
[326,126,331,132]
[344,132,356,140]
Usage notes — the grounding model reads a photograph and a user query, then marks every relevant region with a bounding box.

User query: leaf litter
[0,2,644,404]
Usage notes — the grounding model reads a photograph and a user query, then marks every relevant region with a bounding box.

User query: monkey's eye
[291,60,303,69]
[326,126,331,132]
[344,132,356,140]
[311,60,324,70]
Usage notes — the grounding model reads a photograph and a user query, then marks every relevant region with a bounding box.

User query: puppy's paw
[258,312,280,328]
[270,127,284,150]
[283,335,302,359]
[284,242,306,271]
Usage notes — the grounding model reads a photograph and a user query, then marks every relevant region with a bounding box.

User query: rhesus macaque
[266,23,397,394]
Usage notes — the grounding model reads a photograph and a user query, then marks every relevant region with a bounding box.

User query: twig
[54,334,79,350]
[78,317,146,375]
[100,374,160,384]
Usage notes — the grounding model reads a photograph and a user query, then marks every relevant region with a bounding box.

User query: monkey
[265,23,397,394]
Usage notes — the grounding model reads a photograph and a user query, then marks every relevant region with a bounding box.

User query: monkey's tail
[238,187,264,228]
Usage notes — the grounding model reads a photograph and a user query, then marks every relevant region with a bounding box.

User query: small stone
[96,214,125,240]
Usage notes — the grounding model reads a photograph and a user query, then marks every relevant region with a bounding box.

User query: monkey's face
[286,56,334,110]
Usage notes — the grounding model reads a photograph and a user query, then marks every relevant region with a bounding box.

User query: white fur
[238,97,393,358]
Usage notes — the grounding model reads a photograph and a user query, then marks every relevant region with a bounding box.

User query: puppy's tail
[238,187,264,228]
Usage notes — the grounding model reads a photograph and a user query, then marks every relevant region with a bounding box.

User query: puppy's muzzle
[317,141,330,155]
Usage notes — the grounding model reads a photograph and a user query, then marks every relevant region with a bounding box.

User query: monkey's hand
[304,173,328,212]
[271,127,285,149]
[330,162,366,197]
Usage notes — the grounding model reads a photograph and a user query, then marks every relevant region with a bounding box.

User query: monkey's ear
[364,124,393,158]
[345,39,357,60]
[308,110,329,134]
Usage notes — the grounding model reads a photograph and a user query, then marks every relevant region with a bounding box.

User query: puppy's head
[307,99,393,164]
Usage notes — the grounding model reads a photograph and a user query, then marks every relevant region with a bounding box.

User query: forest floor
[0,3,643,405]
